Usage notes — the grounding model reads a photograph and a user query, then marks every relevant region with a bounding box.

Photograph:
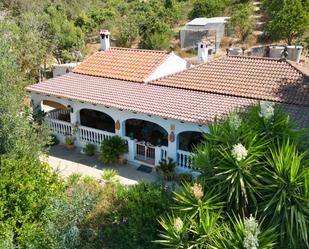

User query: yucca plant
[156,214,191,249]
[259,139,309,248]
[173,182,223,220]
[194,132,267,214]
[243,104,302,144]
[156,210,223,249]
[215,214,277,249]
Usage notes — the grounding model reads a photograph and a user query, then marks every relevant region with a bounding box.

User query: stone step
[252,15,263,19]
[254,6,260,12]
[252,30,264,36]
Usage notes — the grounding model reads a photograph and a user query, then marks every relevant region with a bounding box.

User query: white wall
[145,53,191,82]
[53,63,80,78]
[31,93,208,167]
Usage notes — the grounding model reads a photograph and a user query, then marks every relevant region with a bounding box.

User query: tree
[114,15,140,47]
[0,35,48,157]
[139,19,172,50]
[266,0,309,44]
[189,0,228,19]
[229,3,255,42]
[44,5,85,63]
[0,157,62,248]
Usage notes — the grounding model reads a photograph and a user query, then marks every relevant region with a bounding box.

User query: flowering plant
[259,102,274,120]
[231,143,248,161]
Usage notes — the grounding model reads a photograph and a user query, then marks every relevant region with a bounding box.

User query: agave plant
[259,139,309,248]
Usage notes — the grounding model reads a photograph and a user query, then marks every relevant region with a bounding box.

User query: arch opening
[80,109,115,133]
[178,131,203,152]
[125,119,168,146]
[41,100,70,122]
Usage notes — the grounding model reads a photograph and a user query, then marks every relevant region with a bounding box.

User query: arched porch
[125,118,168,165]
[78,109,116,146]
[177,131,203,169]
[125,118,168,146]
[42,100,71,123]
[178,131,203,152]
[80,109,115,133]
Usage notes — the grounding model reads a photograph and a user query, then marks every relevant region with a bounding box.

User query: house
[180,17,229,50]
[26,33,309,172]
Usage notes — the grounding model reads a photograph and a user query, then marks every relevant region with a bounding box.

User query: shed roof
[186,17,229,26]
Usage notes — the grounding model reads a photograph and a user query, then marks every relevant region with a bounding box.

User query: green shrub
[101,169,119,184]
[84,143,96,156]
[48,134,59,146]
[99,136,128,164]
[157,157,176,180]
[189,0,227,19]
[102,183,172,249]
[67,173,82,185]
[177,173,193,185]
[82,175,97,185]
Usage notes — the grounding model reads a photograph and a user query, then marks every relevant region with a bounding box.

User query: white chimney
[197,42,208,64]
[100,29,110,51]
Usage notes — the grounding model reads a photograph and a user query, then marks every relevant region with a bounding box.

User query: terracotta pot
[65,144,75,150]
[118,156,127,165]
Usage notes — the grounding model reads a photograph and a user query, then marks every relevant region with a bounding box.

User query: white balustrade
[160,146,168,160]
[78,125,115,146]
[177,150,194,169]
[47,118,72,136]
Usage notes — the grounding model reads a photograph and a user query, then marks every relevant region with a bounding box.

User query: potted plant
[157,157,176,180]
[64,135,75,150]
[83,143,96,156]
[99,136,128,164]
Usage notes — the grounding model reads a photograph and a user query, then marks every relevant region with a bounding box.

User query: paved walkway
[47,145,160,185]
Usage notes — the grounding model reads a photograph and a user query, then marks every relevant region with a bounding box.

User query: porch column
[167,126,177,163]
[31,97,42,112]
[115,119,125,137]
[69,105,79,124]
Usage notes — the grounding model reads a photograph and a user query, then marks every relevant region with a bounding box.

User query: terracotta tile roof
[151,56,309,106]
[27,73,309,127]
[72,47,170,82]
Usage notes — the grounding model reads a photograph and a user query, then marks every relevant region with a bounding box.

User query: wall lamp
[67,105,74,113]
